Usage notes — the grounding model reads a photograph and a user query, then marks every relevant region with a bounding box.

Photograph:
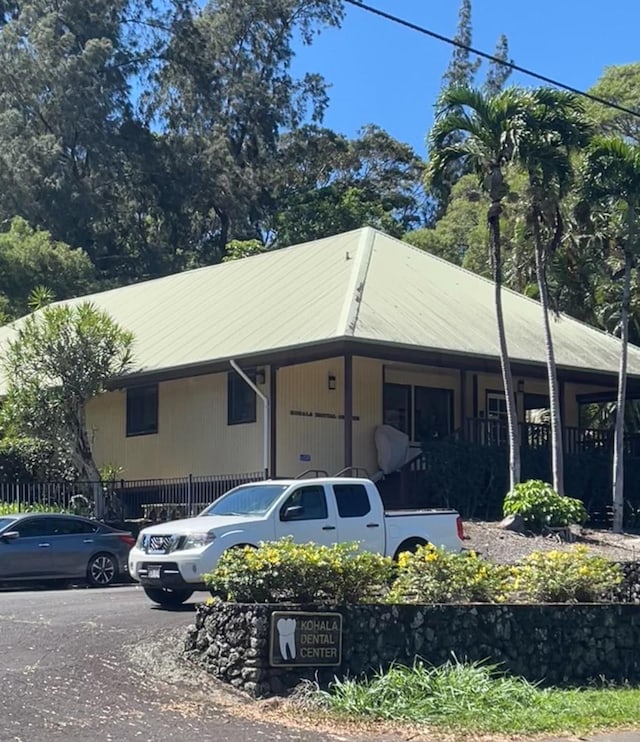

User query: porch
[459,418,640,456]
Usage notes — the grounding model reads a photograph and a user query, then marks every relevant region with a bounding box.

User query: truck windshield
[201,484,289,516]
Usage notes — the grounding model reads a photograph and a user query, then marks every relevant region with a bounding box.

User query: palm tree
[516,89,593,495]
[427,87,527,490]
[581,136,640,532]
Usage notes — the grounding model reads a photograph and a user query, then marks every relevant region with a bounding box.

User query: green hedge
[418,441,640,527]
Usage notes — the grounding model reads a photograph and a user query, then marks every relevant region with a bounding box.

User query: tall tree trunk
[72,406,105,519]
[215,207,231,262]
[489,200,520,489]
[612,243,632,533]
[532,212,564,495]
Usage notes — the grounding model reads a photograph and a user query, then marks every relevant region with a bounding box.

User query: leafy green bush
[503,480,588,531]
[0,437,75,483]
[510,546,623,603]
[204,538,395,604]
[0,501,69,515]
[387,545,509,604]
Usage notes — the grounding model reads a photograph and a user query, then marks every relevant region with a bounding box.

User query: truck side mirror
[1,531,19,542]
[281,505,304,521]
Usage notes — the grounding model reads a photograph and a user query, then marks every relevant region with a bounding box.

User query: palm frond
[581,136,640,203]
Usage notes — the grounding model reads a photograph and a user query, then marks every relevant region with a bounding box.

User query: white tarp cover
[375,424,410,474]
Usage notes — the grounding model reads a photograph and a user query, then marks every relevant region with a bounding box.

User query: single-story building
[2,227,640,507]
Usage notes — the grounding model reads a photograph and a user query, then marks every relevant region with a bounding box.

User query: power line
[344,0,640,122]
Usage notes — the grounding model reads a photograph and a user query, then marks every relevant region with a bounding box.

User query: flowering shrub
[510,546,623,603]
[204,538,395,604]
[503,480,588,531]
[387,545,510,604]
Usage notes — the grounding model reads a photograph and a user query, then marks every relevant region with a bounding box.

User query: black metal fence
[0,471,265,521]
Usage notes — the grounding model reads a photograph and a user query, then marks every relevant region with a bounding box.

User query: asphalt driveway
[0,584,348,742]
[0,584,638,742]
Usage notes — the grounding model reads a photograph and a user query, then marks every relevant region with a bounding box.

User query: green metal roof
[0,226,637,385]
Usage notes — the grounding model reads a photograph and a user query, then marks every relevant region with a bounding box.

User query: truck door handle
[38,543,51,548]
[366,523,380,528]
[322,526,336,531]
[83,539,94,543]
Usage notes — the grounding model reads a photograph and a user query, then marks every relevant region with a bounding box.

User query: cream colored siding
[87,371,266,479]
[275,357,465,479]
[85,358,621,483]
[276,358,345,478]
[353,357,383,475]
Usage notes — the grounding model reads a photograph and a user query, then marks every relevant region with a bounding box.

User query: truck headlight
[183,532,216,549]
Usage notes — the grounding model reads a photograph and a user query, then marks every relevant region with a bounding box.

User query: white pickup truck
[129,477,464,607]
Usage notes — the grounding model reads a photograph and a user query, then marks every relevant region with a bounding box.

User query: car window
[0,517,17,532]
[16,518,58,538]
[50,518,98,535]
[333,484,371,518]
[280,486,328,521]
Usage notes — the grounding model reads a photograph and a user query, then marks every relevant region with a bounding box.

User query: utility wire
[344,0,640,122]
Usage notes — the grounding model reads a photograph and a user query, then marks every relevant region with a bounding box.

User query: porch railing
[461,418,640,456]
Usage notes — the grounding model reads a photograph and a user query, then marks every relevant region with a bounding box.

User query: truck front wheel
[143,586,193,607]
[393,538,427,561]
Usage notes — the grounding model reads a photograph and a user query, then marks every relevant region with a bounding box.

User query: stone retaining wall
[185,600,640,698]
[614,562,640,603]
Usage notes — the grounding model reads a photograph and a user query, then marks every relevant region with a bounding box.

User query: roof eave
[105,335,638,391]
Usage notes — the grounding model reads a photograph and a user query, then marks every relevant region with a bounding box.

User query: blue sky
[291,0,640,156]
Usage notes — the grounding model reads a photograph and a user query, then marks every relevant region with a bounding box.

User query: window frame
[413,385,454,442]
[332,484,371,518]
[126,384,159,437]
[227,370,257,426]
[279,485,329,522]
[383,381,455,442]
[382,382,412,437]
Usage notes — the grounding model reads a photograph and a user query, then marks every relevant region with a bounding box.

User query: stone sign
[269,611,343,667]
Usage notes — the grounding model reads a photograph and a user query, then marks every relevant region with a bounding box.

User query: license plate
[147,566,161,579]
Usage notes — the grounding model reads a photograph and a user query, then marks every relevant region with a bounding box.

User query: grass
[306,660,640,736]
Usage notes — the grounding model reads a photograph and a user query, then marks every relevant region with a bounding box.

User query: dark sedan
[0,513,135,587]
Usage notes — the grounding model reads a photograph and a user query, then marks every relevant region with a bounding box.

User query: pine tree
[485,35,513,95]
[442,0,481,90]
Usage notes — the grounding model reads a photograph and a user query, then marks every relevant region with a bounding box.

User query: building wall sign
[269,611,343,667]
[289,409,360,421]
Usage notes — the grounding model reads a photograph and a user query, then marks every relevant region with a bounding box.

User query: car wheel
[87,553,118,587]
[143,586,193,607]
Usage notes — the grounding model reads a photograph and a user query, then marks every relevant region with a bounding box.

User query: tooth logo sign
[276,617,297,660]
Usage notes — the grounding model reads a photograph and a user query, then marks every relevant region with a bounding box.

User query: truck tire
[143,586,193,607]
[393,538,428,561]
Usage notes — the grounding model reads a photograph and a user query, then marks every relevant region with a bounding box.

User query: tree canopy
[2,302,134,484]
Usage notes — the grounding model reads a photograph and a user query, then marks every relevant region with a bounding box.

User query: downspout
[230,360,270,479]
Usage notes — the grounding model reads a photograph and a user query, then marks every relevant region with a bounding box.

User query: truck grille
[142,534,182,554]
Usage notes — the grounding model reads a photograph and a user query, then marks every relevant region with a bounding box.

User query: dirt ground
[462,520,640,563]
